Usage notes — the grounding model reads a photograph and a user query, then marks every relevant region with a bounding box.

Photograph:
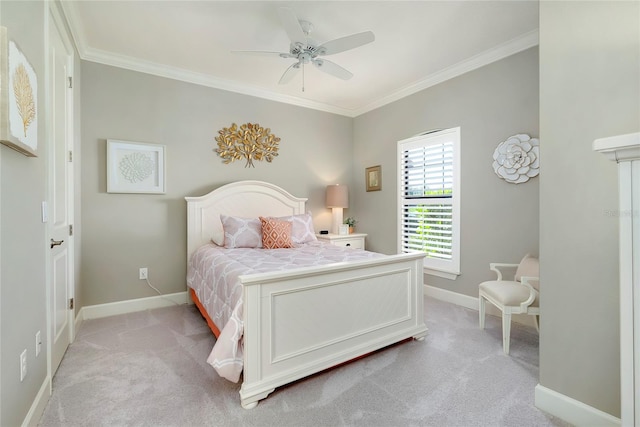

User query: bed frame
[186,180,427,409]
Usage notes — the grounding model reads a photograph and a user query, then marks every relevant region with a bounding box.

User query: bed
[186,180,427,409]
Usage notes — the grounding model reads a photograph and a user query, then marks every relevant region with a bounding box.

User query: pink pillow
[221,215,262,248]
[275,212,317,244]
[259,217,293,249]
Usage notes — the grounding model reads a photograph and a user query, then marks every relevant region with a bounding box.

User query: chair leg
[479,296,486,329]
[502,312,512,355]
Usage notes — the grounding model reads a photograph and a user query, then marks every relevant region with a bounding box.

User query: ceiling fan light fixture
[233,7,374,90]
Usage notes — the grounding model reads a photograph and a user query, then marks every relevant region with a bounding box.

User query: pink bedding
[186,241,384,382]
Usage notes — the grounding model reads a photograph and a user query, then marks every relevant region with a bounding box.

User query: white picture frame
[107,139,166,194]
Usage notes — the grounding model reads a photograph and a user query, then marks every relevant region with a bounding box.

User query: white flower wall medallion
[492,134,540,184]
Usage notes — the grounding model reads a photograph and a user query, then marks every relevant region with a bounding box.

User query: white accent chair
[479,254,540,355]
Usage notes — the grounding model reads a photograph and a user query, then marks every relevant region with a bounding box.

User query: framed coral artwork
[107,140,166,194]
[0,27,38,157]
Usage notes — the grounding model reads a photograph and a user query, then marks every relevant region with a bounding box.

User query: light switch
[41,201,48,223]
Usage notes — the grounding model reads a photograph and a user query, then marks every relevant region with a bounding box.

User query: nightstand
[316,233,367,249]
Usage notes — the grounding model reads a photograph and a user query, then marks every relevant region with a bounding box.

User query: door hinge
[68,76,72,88]
[69,298,74,310]
[69,151,72,162]
[69,224,73,236]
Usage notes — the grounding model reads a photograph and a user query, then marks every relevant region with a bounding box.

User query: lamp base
[331,207,344,235]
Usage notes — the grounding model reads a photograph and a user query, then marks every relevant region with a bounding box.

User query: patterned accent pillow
[221,215,263,248]
[259,217,293,249]
[275,212,317,244]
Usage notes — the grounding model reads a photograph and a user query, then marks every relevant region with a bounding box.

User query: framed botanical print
[366,165,381,192]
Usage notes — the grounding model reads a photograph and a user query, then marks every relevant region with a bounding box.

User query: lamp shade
[326,184,348,208]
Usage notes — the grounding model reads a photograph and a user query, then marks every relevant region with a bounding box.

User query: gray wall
[0,2,48,425]
[353,47,539,298]
[80,62,354,306]
[81,48,539,307]
[539,1,639,417]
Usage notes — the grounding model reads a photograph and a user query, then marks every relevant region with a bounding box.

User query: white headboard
[185,181,307,260]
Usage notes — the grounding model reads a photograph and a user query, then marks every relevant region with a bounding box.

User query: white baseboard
[535,384,620,426]
[22,376,51,427]
[78,291,188,321]
[424,284,537,327]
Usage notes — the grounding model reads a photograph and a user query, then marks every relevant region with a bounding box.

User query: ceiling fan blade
[278,7,306,46]
[279,62,301,84]
[312,59,353,80]
[231,50,293,59]
[317,31,375,56]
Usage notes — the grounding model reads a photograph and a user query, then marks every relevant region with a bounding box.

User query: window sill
[423,268,459,280]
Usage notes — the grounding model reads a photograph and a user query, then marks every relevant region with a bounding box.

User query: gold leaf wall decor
[0,28,38,157]
[214,122,280,168]
[13,63,35,137]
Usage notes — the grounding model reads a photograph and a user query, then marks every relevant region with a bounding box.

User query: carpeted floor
[38,296,570,427]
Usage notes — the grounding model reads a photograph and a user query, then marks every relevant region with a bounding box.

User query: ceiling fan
[233,8,375,90]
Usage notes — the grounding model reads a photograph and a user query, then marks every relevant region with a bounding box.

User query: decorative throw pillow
[259,217,293,249]
[515,254,539,282]
[275,212,317,244]
[221,215,263,248]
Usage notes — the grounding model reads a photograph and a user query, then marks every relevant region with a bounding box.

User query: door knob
[50,238,64,249]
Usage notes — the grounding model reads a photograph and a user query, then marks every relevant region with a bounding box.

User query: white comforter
[186,241,383,382]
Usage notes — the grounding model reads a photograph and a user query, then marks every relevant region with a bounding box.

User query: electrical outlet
[139,268,148,280]
[20,349,27,382]
[35,331,41,357]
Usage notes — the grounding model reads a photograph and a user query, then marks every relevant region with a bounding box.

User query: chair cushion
[515,254,539,283]
[479,280,539,307]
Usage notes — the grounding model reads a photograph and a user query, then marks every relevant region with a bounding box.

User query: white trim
[74,306,84,334]
[594,132,640,426]
[424,268,459,280]
[534,384,621,427]
[398,127,461,276]
[21,376,51,427]
[79,291,188,321]
[58,1,538,118]
[425,284,478,310]
[424,284,537,327]
[593,132,640,162]
[353,30,539,116]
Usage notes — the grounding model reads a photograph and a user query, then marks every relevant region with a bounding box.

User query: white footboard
[238,252,427,409]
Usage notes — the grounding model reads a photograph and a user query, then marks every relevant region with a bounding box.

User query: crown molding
[85,45,358,116]
[352,30,539,117]
[60,2,538,118]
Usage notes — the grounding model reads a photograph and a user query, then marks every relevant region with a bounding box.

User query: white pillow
[211,229,225,246]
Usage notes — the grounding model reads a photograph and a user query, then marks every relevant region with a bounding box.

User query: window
[397,127,460,279]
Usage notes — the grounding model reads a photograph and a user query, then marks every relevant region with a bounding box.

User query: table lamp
[326,184,348,234]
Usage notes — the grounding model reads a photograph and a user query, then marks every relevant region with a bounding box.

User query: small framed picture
[107,139,166,194]
[365,165,381,192]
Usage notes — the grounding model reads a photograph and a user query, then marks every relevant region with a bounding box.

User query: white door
[48,8,74,375]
